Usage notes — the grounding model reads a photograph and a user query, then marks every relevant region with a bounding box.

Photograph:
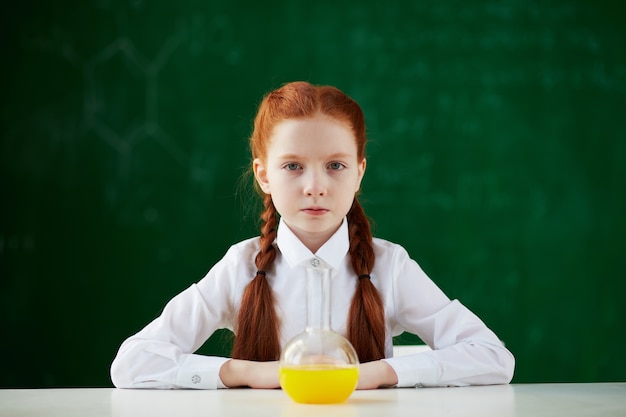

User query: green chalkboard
[1,1,625,387]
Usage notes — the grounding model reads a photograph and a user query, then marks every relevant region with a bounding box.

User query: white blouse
[110,218,514,389]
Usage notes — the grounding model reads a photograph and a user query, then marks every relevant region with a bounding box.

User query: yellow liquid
[279,364,359,404]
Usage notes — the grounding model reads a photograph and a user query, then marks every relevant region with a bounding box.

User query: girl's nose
[303,169,327,196]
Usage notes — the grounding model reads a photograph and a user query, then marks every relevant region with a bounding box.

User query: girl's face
[253,114,366,253]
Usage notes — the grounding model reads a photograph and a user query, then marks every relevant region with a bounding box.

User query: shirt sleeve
[382,245,515,388]
[110,246,244,390]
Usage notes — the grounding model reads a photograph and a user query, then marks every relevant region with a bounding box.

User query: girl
[111,81,514,390]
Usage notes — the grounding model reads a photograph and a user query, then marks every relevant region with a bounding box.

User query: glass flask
[279,262,359,404]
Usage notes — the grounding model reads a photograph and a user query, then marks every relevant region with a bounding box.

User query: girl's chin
[286,220,343,237]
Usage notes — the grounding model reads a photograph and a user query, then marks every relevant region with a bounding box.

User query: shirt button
[191,375,201,384]
[310,258,320,267]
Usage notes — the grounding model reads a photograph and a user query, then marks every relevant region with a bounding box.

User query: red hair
[231,81,385,362]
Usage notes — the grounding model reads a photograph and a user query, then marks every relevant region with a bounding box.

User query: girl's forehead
[268,116,356,153]
[274,114,351,133]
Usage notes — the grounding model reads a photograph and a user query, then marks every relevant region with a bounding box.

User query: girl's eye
[328,162,345,170]
[284,163,301,171]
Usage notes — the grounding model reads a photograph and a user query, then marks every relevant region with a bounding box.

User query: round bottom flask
[279,264,359,404]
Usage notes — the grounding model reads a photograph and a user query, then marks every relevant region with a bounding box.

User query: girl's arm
[357,360,399,389]
[110,282,232,389]
[381,244,515,387]
[218,360,280,388]
[111,245,247,390]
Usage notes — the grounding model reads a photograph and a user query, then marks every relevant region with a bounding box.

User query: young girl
[110,81,515,390]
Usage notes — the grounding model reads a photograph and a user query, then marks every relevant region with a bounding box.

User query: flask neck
[305,265,331,331]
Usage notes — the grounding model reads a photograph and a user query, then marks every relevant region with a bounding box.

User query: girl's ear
[356,158,367,192]
[253,158,271,194]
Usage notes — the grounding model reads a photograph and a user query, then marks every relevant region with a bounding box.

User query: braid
[346,197,386,362]
[231,195,280,361]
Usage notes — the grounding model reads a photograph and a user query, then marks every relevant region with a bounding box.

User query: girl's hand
[356,360,398,390]
[219,359,280,389]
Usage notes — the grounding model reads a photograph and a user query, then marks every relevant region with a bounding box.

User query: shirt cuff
[175,354,230,389]
[383,354,439,388]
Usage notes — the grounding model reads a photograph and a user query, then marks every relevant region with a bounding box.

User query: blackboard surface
[1,1,625,387]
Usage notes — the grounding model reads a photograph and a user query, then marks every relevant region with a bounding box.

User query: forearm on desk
[357,360,398,390]
[219,359,281,389]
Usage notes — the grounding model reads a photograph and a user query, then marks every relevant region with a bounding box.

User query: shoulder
[221,236,263,271]
[202,236,260,279]
[197,236,260,293]
[371,237,424,280]
[227,236,261,258]
[372,237,411,260]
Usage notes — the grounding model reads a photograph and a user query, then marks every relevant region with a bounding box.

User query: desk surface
[1,383,625,417]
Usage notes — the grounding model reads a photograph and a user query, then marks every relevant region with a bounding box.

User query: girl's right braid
[255,194,278,271]
[231,195,280,361]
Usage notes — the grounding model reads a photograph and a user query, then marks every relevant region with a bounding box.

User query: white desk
[1,384,624,417]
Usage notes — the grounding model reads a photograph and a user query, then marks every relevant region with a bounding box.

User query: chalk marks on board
[83,35,186,177]
[25,23,227,226]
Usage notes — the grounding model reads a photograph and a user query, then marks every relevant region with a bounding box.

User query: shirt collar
[276,217,349,270]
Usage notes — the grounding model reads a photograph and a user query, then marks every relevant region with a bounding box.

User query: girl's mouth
[302,208,329,215]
